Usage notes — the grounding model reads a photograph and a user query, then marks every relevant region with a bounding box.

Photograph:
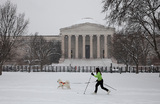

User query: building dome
[74,17,98,25]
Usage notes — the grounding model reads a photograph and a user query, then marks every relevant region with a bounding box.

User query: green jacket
[94,72,103,81]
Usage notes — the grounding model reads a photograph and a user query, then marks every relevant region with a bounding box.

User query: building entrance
[85,45,90,59]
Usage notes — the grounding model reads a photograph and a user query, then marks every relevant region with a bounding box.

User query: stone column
[61,35,65,58]
[68,35,71,58]
[104,35,107,58]
[97,35,100,58]
[90,35,93,59]
[75,35,79,59]
[82,35,86,59]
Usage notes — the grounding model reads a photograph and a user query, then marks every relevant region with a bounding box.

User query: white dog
[57,79,71,89]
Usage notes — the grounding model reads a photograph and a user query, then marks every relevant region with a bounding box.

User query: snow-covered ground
[0,72,160,104]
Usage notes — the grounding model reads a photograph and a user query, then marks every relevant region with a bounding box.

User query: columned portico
[63,34,111,59]
[60,21,115,59]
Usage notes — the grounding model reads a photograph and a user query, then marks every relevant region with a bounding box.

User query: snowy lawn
[0,72,160,104]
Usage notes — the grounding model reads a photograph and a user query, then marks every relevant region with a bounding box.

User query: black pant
[94,79,109,93]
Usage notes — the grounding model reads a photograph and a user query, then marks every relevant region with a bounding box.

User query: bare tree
[49,41,61,63]
[24,34,61,72]
[112,33,131,71]
[0,1,29,75]
[21,33,38,72]
[113,31,150,73]
[102,0,160,60]
[126,34,145,73]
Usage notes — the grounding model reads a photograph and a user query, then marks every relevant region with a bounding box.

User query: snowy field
[0,72,160,104]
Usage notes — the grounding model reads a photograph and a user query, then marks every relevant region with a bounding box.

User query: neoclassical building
[8,18,115,65]
[59,18,115,60]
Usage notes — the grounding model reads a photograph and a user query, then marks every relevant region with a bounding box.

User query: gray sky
[1,0,107,35]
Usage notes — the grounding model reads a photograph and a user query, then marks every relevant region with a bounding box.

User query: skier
[91,68,111,94]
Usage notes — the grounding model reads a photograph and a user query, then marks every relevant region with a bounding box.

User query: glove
[91,72,94,76]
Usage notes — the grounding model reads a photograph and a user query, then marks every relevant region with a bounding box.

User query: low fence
[2,65,160,73]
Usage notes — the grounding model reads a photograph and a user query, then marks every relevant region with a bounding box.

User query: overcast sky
[1,0,107,35]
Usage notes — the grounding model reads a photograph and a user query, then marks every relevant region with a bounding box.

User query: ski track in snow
[0,72,160,104]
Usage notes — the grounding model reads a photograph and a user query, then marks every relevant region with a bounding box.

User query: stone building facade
[59,21,115,60]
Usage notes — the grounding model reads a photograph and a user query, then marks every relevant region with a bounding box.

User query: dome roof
[74,17,98,25]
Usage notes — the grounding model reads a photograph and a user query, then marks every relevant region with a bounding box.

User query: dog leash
[71,81,95,84]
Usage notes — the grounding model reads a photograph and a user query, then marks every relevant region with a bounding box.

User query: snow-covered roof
[60,17,109,31]
[74,17,98,25]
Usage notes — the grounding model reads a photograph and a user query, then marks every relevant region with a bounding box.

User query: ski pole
[84,81,95,84]
[83,75,92,94]
[104,83,117,91]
